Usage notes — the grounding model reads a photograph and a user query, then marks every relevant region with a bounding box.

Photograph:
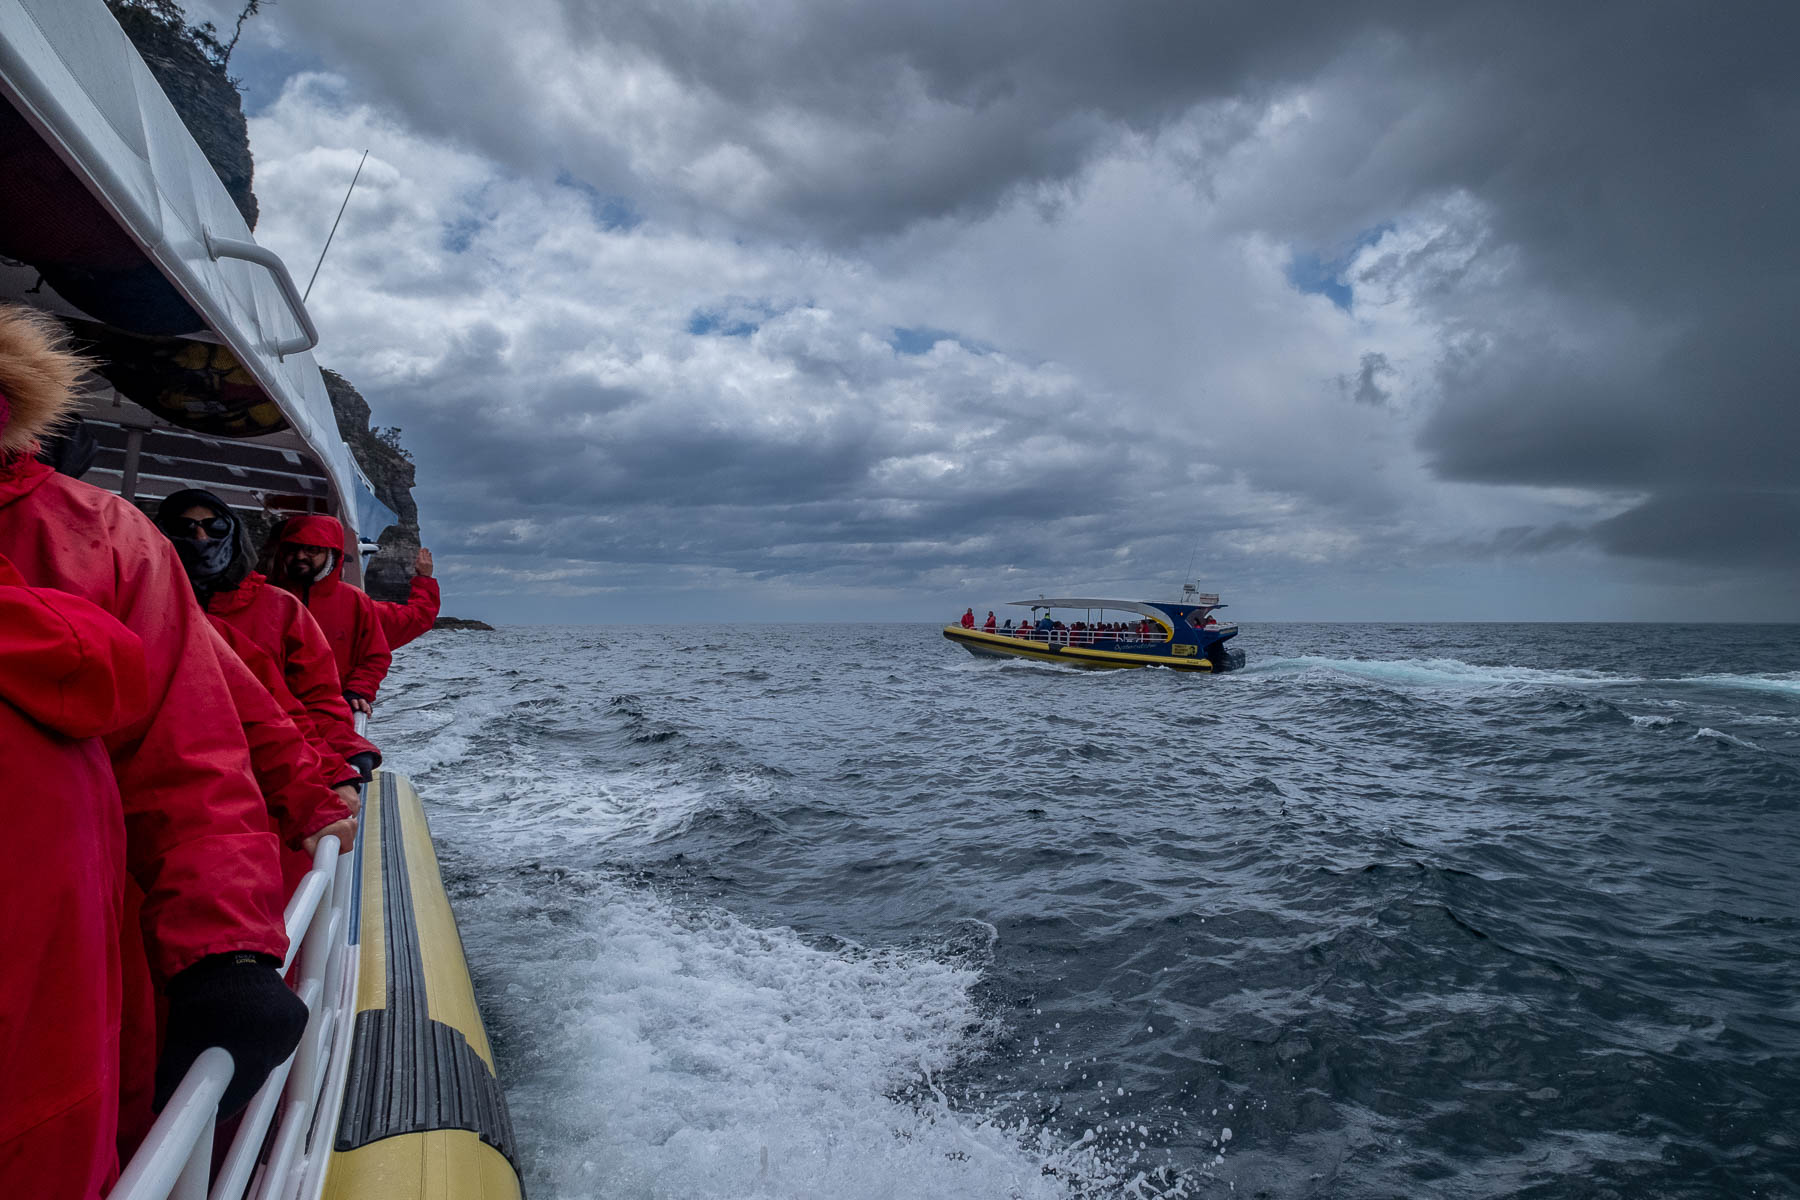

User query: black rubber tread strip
[333,775,521,1177]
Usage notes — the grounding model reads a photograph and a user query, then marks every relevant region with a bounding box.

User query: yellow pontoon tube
[323,771,523,1199]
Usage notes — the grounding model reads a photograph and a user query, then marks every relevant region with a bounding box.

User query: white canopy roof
[0,0,395,541]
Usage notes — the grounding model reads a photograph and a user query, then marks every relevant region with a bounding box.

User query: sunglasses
[167,516,233,539]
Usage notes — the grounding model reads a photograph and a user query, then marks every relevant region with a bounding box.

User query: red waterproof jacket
[205,571,379,769]
[208,624,353,897]
[208,622,354,848]
[268,514,392,702]
[0,458,287,980]
[375,573,440,650]
[210,615,356,788]
[0,553,147,1198]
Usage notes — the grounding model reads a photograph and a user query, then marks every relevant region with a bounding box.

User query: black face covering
[170,528,238,581]
[155,488,249,594]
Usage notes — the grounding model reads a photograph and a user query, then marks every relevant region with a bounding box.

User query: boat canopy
[0,0,396,547]
[1007,597,1182,623]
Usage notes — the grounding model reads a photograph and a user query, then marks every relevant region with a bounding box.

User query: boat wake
[1240,655,1632,689]
[469,873,1107,1199]
[1241,657,1800,700]
[1678,671,1800,698]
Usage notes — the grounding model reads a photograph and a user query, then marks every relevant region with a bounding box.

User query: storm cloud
[207,0,1799,619]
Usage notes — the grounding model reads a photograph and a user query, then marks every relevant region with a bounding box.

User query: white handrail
[110,822,358,1200]
[201,229,320,359]
[109,1048,231,1200]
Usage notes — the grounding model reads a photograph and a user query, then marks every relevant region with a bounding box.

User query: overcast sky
[191,0,1798,622]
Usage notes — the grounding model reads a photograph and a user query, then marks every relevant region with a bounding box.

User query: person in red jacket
[209,626,357,889]
[264,514,392,713]
[960,607,976,628]
[374,546,441,650]
[0,553,146,1199]
[0,305,305,1127]
[155,489,381,782]
[113,631,357,1152]
[211,616,362,798]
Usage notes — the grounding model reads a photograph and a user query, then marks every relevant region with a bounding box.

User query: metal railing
[970,625,1173,646]
[109,813,362,1200]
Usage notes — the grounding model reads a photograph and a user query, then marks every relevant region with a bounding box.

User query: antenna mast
[303,149,369,303]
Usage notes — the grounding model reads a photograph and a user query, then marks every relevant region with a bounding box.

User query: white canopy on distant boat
[1005,597,1184,623]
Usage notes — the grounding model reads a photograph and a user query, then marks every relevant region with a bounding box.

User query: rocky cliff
[323,370,420,602]
[104,0,257,228]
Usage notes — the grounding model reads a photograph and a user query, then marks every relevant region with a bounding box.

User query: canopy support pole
[120,426,143,501]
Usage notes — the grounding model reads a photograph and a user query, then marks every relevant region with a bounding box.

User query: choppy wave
[376,622,1800,1198]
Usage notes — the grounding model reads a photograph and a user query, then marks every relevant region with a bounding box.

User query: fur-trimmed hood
[0,305,87,455]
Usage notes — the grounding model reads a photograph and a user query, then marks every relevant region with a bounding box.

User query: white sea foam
[475,878,1083,1200]
[1242,658,1800,705]
[1693,727,1763,750]
[1628,714,1673,728]
[1249,656,1631,690]
[478,762,767,856]
[1678,672,1800,698]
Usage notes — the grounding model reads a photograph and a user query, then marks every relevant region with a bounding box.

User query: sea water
[373,623,1800,1198]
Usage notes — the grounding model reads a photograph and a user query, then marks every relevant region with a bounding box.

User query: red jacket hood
[274,514,348,582]
[0,551,148,737]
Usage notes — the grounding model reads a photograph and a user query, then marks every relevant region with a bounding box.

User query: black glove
[346,750,379,783]
[154,952,309,1117]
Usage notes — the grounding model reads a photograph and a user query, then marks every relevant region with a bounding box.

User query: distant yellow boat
[945,588,1245,672]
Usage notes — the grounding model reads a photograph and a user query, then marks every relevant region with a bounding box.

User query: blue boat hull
[942,626,1243,672]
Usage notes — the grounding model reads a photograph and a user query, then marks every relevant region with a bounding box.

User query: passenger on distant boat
[960,607,976,628]
[983,611,997,631]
